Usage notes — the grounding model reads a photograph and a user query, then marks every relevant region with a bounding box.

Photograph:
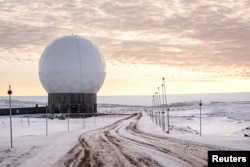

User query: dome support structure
[48,93,97,114]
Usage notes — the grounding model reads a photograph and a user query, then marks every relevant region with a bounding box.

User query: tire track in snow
[55,114,161,167]
[119,115,205,166]
[55,113,222,167]
[119,113,226,167]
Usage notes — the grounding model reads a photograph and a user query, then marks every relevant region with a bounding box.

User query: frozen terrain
[0,94,250,166]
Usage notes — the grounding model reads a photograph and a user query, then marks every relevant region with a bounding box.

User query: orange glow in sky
[0,0,249,95]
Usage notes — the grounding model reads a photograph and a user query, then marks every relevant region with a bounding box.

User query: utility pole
[8,85,13,148]
[157,87,161,128]
[46,106,48,136]
[155,92,158,125]
[163,77,169,133]
[199,100,203,136]
[152,95,155,122]
[161,84,165,131]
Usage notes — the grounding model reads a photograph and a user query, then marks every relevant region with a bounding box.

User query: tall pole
[155,92,158,125]
[152,97,154,121]
[151,99,153,119]
[158,87,161,128]
[161,84,165,131]
[83,113,85,128]
[161,84,165,111]
[68,107,70,132]
[199,100,203,136]
[46,106,48,136]
[152,95,156,122]
[152,96,154,122]
[163,77,169,133]
[162,112,165,131]
[167,108,170,133]
[8,85,13,148]
[157,87,161,109]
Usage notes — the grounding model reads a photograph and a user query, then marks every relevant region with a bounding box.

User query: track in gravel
[54,113,224,167]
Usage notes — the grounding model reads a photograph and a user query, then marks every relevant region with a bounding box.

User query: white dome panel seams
[39,35,106,93]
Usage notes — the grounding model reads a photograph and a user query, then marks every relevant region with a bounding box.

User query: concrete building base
[48,93,97,113]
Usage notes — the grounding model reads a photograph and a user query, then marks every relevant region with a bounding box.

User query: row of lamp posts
[149,78,203,136]
[150,78,170,133]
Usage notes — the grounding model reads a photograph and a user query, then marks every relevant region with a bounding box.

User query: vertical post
[155,92,158,125]
[8,85,13,148]
[199,100,203,136]
[155,93,157,112]
[155,112,158,125]
[67,107,70,132]
[149,110,151,120]
[83,113,85,128]
[157,112,159,126]
[162,112,165,131]
[157,87,161,127]
[161,84,165,131]
[151,98,153,121]
[103,112,104,123]
[163,77,169,133]
[46,106,48,136]
[167,108,170,133]
[26,109,30,126]
[157,87,161,111]
[158,112,159,126]
[152,95,155,123]
[28,116,30,126]
[159,113,161,128]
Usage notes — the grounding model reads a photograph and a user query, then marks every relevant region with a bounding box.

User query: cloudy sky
[0,0,250,96]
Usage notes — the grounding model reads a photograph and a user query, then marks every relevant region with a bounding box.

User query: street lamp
[162,112,165,131]
[158,87,162,127]
[167,108,170,133]
[162,77,169,133]
[161,84,165,131]
[155,92,158,125]
[157,87,161,109]
[199,100,203,136]
[151,96,154,122]
[8,85,13,148]
[157,87,161,128]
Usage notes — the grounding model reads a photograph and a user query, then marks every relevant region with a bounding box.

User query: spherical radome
[39,35,106,93]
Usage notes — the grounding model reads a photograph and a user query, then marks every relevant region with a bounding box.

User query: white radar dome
[39,35,106,93]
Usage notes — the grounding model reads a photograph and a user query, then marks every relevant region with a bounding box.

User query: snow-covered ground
[142,101,250,149]
[0,95,250,166]
[0,113,129,167]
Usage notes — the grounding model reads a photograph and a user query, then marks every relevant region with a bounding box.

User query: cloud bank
[0,0,249,82]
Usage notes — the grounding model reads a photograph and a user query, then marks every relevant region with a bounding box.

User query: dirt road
[54,113,221,167]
